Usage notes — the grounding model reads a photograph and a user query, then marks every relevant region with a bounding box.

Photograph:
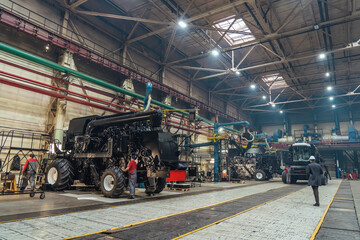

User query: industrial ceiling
[55,0,360,116]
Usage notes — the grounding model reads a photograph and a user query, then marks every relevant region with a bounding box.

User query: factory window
[262,73,288,89]
[214,15,255,46]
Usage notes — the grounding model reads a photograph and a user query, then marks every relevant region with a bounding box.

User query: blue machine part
[254,132,269,143]
[349,125,357,141]
[273,129,282,142]
[143,82,152,110]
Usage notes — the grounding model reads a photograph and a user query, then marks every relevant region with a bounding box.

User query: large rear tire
[254,170,267,181]
[286,172,297,184]
[100,167,125,198]
[282,171,287,184]
[146,177,167,194]
[46,159,74,190]
[154,177,167,193]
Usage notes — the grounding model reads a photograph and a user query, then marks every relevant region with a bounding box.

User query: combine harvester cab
[282,143,329,185]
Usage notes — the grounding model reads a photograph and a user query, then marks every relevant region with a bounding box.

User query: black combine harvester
[46,110,180,198]
[282,143,330,185]
[227,137,282,181]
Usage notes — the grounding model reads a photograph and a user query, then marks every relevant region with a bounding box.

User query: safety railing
[0,129,51,188]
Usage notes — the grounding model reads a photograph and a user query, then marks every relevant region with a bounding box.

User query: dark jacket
[306,162,323,186]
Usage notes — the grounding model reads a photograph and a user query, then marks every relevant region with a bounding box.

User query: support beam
[192,44,360,80]
[171,66,227,72]
[194,71,230,81]
[235,45,256,69]
[168,11,360,65]
[127,27,172,43]
[163,28,177,63]
[74,10,174,25]
[69,0,88,9]
[247,91,360,108]
[275,0,314,33]
[187,0,249,22]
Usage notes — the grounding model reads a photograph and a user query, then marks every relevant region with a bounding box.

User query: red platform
[166,170,187,182]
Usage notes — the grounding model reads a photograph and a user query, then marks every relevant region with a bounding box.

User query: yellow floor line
[64,229,108,240]
[66,185,290,239]
[171,191,296,240]
[0,182,265,224]
[334,197,353,201]
[309,180,342,240]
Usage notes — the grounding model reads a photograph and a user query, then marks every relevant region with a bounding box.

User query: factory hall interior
[0,0,360,239]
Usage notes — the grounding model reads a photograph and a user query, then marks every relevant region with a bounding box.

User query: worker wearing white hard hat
[306,155,323,206]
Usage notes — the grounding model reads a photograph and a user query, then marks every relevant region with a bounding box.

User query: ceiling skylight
[214,15,255,46]
[262,73,288,89]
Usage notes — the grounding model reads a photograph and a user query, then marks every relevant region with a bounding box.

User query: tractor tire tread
[100,167,125,198]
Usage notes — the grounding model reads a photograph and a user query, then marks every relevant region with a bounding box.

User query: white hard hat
[309,156,315,160]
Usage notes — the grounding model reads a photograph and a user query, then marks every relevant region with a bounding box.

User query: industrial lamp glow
[250,84,256,89]
[178,20,187,28]
[211,49,220,56]
[327,86,333,91]
[318,53,326,59]
[329,96,334,101]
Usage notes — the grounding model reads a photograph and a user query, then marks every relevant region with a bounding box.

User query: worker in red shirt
[21,154,37,191]
[122,155,137,199]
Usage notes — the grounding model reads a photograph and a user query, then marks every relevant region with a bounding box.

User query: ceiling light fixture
[211,49,220,56]
[325,72,330,77]
[318,53,326,60]
[262,95,266,100]
[250,84,256,89]
[327,86,333,91]
[280,110,283,114]
[332,104,336,108]
[329,96,334,101]
[235,70,240,75]
[178,20,187,28]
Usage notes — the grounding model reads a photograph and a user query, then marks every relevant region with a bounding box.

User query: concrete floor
[0,180,259,222]
[316,181,360,240]
[0,179,357,239]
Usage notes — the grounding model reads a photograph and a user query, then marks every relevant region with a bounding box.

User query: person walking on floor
[21,153,37,191]
[122,155,137,199]
[306,155,323,206]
